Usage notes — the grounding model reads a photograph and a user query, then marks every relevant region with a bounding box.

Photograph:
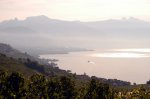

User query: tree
[47,78,62,99]
[28,74,47,98]
[6,72,26,98]
[0,70,8,98]
[60,76,77,99]
[85,78,98,99]
[85,78,110,99]
[96,83,109,99]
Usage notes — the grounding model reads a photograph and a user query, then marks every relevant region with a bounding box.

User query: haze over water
[40,48,150,84]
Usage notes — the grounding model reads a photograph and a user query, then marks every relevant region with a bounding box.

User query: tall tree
[28,74,47,98]
[6,72,26,98]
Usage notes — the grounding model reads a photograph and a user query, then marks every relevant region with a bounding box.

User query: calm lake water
[40,49,150,84]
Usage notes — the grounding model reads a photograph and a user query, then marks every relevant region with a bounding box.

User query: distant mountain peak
[121,17,138,20]
[0,17,19,24]
[26,15,50,21]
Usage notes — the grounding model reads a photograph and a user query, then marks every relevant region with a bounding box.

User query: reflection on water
[91,53,150,58]
[112,48,150,53]
[40,49,150,84]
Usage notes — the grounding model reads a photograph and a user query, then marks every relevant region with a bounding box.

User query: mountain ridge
[0,15,150,54]
[0,15,149,34]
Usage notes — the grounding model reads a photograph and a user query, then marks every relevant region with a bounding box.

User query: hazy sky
[0,0,150,21]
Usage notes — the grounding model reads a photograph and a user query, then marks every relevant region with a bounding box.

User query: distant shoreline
[39,49,94,63]
[39,49,94,55]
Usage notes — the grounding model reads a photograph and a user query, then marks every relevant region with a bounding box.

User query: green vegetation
[0,70,150,99]
[0,53,71,77]
[0,53,35,76]
[0,70,111,99]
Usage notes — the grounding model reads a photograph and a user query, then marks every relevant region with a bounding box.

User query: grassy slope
[0,54,38,76]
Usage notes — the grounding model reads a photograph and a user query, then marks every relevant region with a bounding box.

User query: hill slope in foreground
[0,43,131,86]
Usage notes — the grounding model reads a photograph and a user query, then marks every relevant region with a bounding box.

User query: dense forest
[1,70,150,99]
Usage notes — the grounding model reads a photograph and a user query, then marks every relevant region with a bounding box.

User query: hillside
[0,43,131,86]
[0,43,73,76]
[0,53,130,86]
[0,43,50,65]
[0,52,73,77]
[0,53,37,76]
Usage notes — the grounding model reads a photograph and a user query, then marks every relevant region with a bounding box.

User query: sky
[0,0,150,21]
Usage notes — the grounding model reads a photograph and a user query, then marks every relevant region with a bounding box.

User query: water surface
[40,49,150,84]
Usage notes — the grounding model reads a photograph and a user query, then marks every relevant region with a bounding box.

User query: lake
[40,49,150,84]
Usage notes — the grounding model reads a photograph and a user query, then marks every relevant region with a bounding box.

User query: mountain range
[0,15,150,35]
[0,15,150,54]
